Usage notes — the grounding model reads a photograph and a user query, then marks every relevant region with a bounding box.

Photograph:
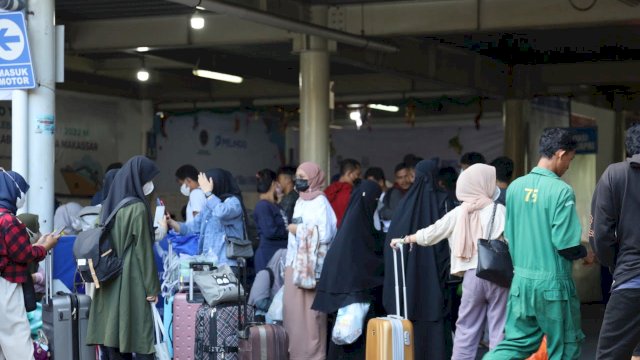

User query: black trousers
[596,288,640,359]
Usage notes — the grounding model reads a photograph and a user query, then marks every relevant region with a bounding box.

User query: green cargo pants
[484,269,585,360]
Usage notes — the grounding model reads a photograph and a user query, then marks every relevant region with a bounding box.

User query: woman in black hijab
[382,159,453,360]
[168,168,247,268]
[87,156,161,359]
[312,179,384,359]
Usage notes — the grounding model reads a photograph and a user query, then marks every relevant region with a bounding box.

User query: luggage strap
[68,293,80,360]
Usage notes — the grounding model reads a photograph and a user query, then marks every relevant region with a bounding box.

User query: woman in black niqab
[312,180,384,359]
[382,159,453,360]
[313,179,384,312]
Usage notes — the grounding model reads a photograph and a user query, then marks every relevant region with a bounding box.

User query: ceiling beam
[65,14,293,53]
[334,40,509,96]
[336,0,640,36]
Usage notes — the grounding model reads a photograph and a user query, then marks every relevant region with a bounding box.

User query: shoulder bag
[476,203,514,288]
[225,212,254,260]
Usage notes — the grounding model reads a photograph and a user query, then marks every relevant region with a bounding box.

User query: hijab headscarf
[100,169,119,205]
[206,168,247,218]
[454,164,496,261]
[0,170,29,214]
[53,202,83,235]
[101,156,159,238]
[297,162,325,201]
[313,180,384,314]
[382,159,452,358]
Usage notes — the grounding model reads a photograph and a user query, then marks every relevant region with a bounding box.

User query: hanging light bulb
[137,68,150,82]
[190,10,205,30]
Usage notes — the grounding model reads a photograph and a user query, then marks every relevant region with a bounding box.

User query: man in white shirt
[175,164,207,222]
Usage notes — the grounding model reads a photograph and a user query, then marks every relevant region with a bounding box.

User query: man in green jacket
[485,128,587,359]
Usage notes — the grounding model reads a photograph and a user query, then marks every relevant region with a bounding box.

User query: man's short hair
[403,154,423,169]
[626,123,640,157]
[539,128,577,158]
[394,162,409,174]
[277,166,297,179]
[490,156,514,183]
[339,159,361,176]
[437,167,458,191]
[175,164,199,182]
[364,167,385,182]
[460,152,486,166]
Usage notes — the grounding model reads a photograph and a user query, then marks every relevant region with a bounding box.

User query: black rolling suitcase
[42,252,95,360]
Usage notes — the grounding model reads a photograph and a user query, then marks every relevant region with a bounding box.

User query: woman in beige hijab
[391,163,508,360]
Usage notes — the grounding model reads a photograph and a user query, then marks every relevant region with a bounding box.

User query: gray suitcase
[42,253,95,360]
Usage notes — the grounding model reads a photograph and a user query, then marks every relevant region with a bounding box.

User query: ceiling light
[193,69,243,84]
[196,5,206,10]
[349,110,363,128]
[137,69,150,82]
[136,46,150,53]
[190,11,205,30]
[368,104,399,112]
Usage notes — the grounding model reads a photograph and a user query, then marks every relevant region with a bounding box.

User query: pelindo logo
[214,135,247,149]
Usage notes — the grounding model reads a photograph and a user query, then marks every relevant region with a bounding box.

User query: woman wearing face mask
[168,168,246,268]
[253,168,288,274]
[283,162,337,360]
[391,164,508,359]
[0,170,60,360]
[86,156,161,359]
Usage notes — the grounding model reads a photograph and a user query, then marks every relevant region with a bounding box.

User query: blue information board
[0,12,34,90]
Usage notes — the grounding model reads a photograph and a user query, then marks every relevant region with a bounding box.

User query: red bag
[527,336,548,360]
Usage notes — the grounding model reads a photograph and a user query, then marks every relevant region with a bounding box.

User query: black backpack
[73,197,139,288]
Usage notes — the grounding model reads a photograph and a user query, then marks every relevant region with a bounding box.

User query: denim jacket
[179,194,243,266]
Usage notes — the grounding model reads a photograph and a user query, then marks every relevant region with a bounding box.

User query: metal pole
[299,6,330,178]
[27,0,55,231]
[11,90,28,179]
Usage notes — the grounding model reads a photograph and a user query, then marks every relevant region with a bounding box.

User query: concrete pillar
[27,0,56,232]
[11,90,28,179]
[503,99,527,178]
[299,6,330,178]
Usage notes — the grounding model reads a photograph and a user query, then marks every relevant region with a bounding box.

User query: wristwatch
[205,191,213,198]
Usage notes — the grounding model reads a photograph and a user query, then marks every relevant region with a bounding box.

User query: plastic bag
[331,302,370,345]
[165,230,200,256]
[266,287,284,323]
[27,302,43,337]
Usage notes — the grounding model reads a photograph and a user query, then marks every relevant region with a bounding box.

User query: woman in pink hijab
[283,162,337,360]
[391,163,508,360]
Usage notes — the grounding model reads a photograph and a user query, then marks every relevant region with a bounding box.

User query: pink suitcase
[173,262,213,360]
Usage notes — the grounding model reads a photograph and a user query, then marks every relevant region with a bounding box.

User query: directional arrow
[0,28,19,52]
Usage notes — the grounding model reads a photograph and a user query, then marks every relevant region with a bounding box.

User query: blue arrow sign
[0,28,20,51]
[0,12,34,90]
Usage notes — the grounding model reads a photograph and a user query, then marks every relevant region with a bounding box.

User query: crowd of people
[2,124,640,359]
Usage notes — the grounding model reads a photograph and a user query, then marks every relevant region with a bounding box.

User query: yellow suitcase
[366,245,414,360]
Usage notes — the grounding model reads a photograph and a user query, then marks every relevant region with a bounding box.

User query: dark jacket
[590,154,640,289]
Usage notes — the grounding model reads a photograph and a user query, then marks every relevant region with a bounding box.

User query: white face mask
[143,181,155,196]
[180,183,190,197]
[16,193,26,209]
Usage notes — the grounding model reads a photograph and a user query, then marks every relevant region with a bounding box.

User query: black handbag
[476,203,513,288]
[23,273,37,312]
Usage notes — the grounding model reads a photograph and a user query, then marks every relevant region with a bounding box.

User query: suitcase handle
[392,246,408,319]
